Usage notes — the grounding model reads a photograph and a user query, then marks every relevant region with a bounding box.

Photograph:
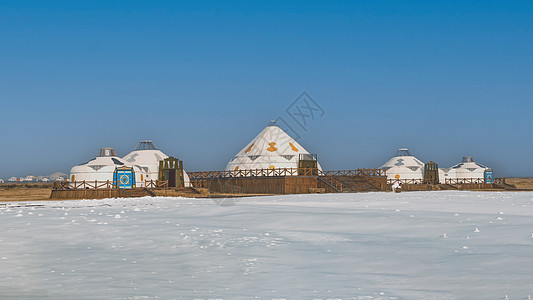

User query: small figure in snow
[392,181,402,193]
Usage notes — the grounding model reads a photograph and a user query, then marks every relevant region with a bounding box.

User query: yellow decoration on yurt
[267,142,278,152]
[289,142,299,152]
[245,143,254,153]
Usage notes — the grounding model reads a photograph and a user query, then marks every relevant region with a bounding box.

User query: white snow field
[1,191,533,299]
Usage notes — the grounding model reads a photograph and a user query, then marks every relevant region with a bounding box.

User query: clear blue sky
[1,0,532,178]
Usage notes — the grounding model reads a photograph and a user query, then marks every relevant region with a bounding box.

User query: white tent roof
[225,121,322,171]
[123,141,167,177]
[380,148,425,180]
[122,141,190,186]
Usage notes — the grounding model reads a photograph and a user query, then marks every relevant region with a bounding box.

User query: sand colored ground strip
[506,177,533,189]
[0,183,52,202]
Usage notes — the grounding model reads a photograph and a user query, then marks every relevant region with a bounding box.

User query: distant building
[48,172,68,181]
[24,175,36,182]
[0,178,4,183]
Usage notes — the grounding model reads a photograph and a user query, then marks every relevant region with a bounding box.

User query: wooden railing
[317,176,343,192]
[386,178,506,185]
[187,168,386,180]
[145,180,168,188]
[387,179,425,185]
[188,168,307,179]
[53,180,168,190]
[445,178,486,185]
[53,180,117,190]
[493,178,506,184]
[322,169,386,177]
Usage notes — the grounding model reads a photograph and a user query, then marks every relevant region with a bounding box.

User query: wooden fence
[321,169,386,177]
[387,178,506,185]
[386,179,424,185]
[187,168,386,180]
[53,180,168,190]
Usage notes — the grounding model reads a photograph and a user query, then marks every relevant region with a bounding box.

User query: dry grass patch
[0,183,52,202]
[506,178,533,190]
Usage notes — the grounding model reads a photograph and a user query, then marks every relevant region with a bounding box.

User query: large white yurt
[380,148,425,181]
[122,141,190,187]
[225,121,323,172]
[449,156,490,180]
[70,147,144,185]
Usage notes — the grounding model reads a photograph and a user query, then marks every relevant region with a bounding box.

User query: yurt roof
[134,141,158,151]
[380,148,425,170]
[123,141,168,166]
[72,148,128,171]
[69,147,142,182]
[226,121,322,171]
[451,156,489,170]
[395,148,412,157]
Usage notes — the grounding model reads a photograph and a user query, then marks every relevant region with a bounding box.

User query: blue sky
[1,0,532,178]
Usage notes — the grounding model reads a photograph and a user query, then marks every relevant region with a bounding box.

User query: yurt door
[484,169,494,184]
[159,157,184,188]
[114,167,135,189]
[167,170,177,187]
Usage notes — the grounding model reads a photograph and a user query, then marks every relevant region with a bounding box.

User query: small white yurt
[24,175,36,182]
[380,148,425,181]
[225,121,322,172]
[122,141,190,187]
[0,178,4,183]
[70,147,144,185]
[438,167,456,183]
[450,156,490,180]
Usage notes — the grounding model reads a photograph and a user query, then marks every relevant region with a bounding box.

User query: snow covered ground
[1,191,533,299]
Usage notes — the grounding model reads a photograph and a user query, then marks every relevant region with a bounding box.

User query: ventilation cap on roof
[134,141,158,151]
[268,120,278,127]
[98,147,116,157]
[395,148,412,157]
[462,156,474,163]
